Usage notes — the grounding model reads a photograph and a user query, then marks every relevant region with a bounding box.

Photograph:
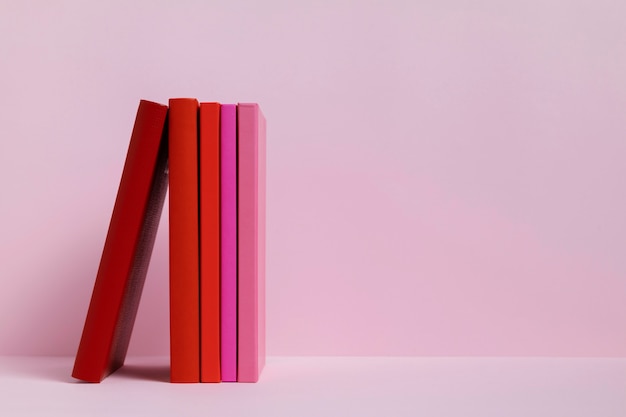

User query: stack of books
[71,99,266,383]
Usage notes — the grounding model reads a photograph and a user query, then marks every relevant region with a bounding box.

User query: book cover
[168,98,200,383]
[199,102,221,382]
[72,100,168,383]
[237,103,266,383]
[220,104,237,382]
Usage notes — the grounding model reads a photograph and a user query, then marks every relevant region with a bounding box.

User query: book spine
[220,104,237,382]
[168,98,200,383]
[237,103,266,383]
[72,100,168,382]
[199,102,221,382]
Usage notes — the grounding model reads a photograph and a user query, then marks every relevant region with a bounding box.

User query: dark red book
[72,100,169,382]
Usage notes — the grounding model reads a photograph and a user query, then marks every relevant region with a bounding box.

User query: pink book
[237,103,266,382]
[220,104,237,382]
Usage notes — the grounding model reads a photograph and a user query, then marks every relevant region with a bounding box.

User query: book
[237,103,266,383]
[168,98,200,383]
[72,100,169,383]
[220,104,237,382]
[199,102,221,382]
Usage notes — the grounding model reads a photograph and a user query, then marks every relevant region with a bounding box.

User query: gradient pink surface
[3,356,626,416]
[220,104,237,381]
[237,104,266,381]
[0,1,625,358]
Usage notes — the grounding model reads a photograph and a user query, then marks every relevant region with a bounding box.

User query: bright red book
[199,102,221,382]
[72,100,168,383]
[168,98,201,383]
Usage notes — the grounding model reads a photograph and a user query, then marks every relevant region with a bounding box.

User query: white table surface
[1,356,625,416]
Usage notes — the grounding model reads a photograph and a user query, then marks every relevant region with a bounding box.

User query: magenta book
[220,104,237,381]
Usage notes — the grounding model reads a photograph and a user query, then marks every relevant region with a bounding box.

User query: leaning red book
[72,100,169,382]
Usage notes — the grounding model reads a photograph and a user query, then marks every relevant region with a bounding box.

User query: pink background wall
[0,1,624,357]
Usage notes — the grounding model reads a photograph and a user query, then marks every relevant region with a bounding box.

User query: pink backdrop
[0,1,624,357]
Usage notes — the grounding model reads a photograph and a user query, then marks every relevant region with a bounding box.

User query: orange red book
[72,99,266,384]
[168,98,201,383]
